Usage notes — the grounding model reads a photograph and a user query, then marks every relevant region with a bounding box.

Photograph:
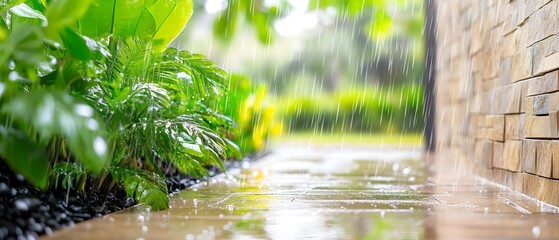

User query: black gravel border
[0,154,264,240]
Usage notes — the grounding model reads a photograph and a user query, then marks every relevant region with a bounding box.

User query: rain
[1,0,559,239]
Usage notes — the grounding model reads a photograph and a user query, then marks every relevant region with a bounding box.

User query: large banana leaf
[1,91,110,173]
[79,0,192,49]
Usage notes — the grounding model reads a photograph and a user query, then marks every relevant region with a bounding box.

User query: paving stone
[44,146,559,240]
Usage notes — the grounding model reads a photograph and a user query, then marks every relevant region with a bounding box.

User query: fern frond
[110,166,168,211]
[51,162,86,190]
[154,48,227,99]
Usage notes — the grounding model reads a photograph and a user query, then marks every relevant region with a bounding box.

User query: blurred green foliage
[221,74,279,154]
[0,0,257,211]
[204,0,423,44]
[212,0,285,44]
[280,84,423,134]
[190,0,425,136]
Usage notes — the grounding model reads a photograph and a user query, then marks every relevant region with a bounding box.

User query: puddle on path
[45,146,559,239]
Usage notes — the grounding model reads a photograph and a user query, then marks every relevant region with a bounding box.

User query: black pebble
[0,158,242,239]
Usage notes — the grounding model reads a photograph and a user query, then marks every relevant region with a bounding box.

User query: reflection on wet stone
[45,146,559,239]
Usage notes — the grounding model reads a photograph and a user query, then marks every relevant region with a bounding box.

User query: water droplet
[142,226,148,234]
[145,206,152,213]
[532,226,541,238]
[402,167,411,175]
[392,163,400,171]
[74,104,94,117]
[87,119,99,130]
[193,199,198,208]
[93,137,107,156]
[227,205,234,212]
[8,71,19,81]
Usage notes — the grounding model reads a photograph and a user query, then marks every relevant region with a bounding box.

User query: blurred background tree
[173,0,425,136]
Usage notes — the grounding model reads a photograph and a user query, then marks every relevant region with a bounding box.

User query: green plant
[0,0,110,189]
[0,0,243,210]
[279,84,423,134]
[221,74,278,154]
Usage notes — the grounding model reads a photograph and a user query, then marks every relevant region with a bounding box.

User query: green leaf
[205,146,225,171]
[143,0,192,49]
[79,0,145,38]
[111,166,169,211]
[1,91,109,173]
[0,26,45,73]
[182,143,203,157]
[0,126,49,189]
[43,0,92,39]
[79,0,193,49]
[224,138,242,160]
[60,28,92,61]
[9,3,47,26]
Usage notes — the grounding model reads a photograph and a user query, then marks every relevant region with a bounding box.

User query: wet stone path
[45,145,559,239]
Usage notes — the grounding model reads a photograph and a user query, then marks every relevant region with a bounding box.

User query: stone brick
[493,141,504,169]
[523,115,556,138]
[522,173,559,207]
[550,92,559,111]
[532,34,559,76]
[501,84,522,114]
[502,140,521,172]
[511,50,533,82]
[521,140,537,174]
[536,141,553,177]
[527,71,559,96]
[552,141,559,179]
[505,114,522,140]
[533,94,550,115]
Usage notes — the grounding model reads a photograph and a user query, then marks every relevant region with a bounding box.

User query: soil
[0,158,251,240]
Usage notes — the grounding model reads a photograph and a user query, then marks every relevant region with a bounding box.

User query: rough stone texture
[436,0,559,206]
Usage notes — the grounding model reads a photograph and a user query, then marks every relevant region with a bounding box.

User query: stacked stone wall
[436,0,559,206]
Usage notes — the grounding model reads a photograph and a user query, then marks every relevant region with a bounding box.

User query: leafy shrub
[0,0,248,210]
